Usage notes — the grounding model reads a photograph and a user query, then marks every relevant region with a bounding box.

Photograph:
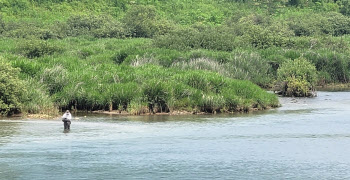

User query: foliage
[287,12,350,36]
[4,0,350,115]
[326,12,350,36]
[304,50,350,83]
[288,0,308,7]
[1,21,54,39]
[64,14,129,38]
[21,78,57,115]
[154,25,238,51]
[17,39,63,58]
[339,0,350,16]
[40,65,67,94]
[141,79,169,113]
[0,58,26,116]
[284,76,310,97]
[122,5,173,38]
[44,61,278,113]
[277,57,317,97]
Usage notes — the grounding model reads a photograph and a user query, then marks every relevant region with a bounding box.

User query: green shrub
[304,50,350,83]
[0,0,29,13]
[326,12,350,36]
[0,16,5,35]
[288,0,308,6]
[259,47,289,76]
[276,57,317,97]
[232,16,293,48]
[317,70,332,86]
[288,13,331,36]
[287,12,350,37]
[192,25,239,51]
[154,25,238,51]
[154,27,201,50]
[0,58,26,116]
[123,5,173,38]
[2,21,54,39]
[17,39,63,58]
[64,14,128,38]
[285,77,310,97]
[339,0,350,16]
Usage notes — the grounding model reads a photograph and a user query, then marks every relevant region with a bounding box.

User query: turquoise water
[1,91,350,179]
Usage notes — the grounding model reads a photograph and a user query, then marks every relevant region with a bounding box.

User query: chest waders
[62,119,71,130]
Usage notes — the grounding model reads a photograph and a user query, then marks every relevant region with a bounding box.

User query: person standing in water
[62,110,72,130]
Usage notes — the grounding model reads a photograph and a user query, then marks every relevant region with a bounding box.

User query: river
[1,91,350,180]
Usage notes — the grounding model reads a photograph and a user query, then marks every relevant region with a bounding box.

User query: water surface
[1,92,350,179]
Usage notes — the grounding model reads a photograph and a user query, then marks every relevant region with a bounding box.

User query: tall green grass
[3,0,350,115]
[6,44,279,114]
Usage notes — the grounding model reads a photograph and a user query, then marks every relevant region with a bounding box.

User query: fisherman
[62,110,72,130]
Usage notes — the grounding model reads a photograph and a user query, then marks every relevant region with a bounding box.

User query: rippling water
[1,92,350,180]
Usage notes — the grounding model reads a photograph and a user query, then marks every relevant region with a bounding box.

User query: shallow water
[1,92,350,180]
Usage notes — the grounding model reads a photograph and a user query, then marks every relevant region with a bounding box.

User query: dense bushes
[0,58,25,115]
[288,12,350,36]
[304,50,350,83]
[0,15,128,39]
[64,15,129,38]
[339,0,350,16]
[122,5,173,38]
[17,39,63,58]
[3,0,350,116]
[154,25,239,51]
[326,12,350,36]
[0,58,56,116]
[1,21,52,39]
[276,58,317,97]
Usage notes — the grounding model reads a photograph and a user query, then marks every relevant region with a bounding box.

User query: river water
[1,91,350,180]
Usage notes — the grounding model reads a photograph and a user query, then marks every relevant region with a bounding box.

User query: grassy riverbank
[1,0,350,116]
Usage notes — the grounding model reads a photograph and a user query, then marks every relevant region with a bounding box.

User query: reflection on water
[0,121,21,144]
[1,92,350,179]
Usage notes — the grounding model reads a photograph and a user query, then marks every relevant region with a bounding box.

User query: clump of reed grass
[131,55,159,67]
[3,37,279,115]
[40,65,67,94]
[127,98,149,115]
[21,78,58,116]
[172,57,231,77]
[50,63,278,114]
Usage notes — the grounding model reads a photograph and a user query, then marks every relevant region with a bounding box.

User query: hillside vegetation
[1,0,349,115]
